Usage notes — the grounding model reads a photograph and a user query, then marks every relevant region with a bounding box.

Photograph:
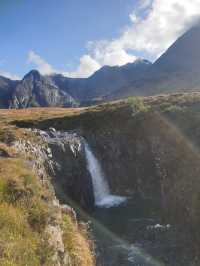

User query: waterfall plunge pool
[95,194,127,208]
[83,141,171,265]
[84,142,194,265]
[33,129,195,266]
[90,197,194,266]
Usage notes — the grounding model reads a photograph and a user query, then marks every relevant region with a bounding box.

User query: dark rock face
[0,148,10,158]
[0,76,18,108]
[84,111,200,232]
[34,129,95,210]
[49,140,94,210]
[30,98,200,252]
[10,70,78,108]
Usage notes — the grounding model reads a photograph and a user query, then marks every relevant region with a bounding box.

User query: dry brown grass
[0,142,16,157]
[62,215,95,266]
[1,92,200,125]
[0,156,54,266]
[0,108,86,143]
[0,107,85,123]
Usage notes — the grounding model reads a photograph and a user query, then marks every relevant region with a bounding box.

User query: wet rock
[0,148,10,158]
[35,129,95,210]
[12,133,75,266]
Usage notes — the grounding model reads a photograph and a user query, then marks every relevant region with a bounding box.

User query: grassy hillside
[1,92,200,264]
[7,91,200,261]
[0,112,95,265]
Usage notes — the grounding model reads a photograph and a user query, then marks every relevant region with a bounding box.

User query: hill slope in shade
[50,59,151,104]
[108,24,200,99]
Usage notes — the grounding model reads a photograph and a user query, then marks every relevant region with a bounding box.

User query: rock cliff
[18,92,200,256]
[0,120,95,265]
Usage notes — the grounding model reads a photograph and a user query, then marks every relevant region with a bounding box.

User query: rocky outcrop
[33,128,94,210]
[82,111,200,236]
[24,96,200,254]
[10,70,78,108]
[0,60,152,108]
[13,134,80,266]
[0,76,18,108]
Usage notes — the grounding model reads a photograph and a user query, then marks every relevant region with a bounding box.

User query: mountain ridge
[1,24,200,108]
[0,59,151,108]
[107,23,200,99]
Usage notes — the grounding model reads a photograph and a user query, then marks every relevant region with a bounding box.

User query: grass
[0,92,199,134]
[0,157,53,266]
[0,148,95,265]
[62,215,95,266]
[0,91,200,265]
[0,103,96,266]
[127,96,150,115]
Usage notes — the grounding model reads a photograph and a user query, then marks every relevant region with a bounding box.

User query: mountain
[0,59,151,108]
[50,59,151,105]
[108,23,200,99]
[9,70,78,108]
[1,24,200,108]
[0,76,18,108]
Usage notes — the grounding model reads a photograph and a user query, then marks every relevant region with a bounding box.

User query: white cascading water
[84,142,126,208]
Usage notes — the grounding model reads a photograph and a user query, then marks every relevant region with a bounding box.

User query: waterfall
[33,127,126,208]
[84,142,126,208]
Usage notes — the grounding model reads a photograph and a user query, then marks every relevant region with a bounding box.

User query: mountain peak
[92,59,152,77]
[134,58,152,65]
[24,69,41,80]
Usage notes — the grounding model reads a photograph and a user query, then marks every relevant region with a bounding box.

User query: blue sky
[0,0,200,79]
[0,0,139,77]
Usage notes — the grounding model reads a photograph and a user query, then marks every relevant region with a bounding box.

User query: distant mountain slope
[0,59,151,108]
[50,59,151,104]
[1,24,200,108]
[0,76,18,107]
[108,24,200,99]
[9,70,78,108]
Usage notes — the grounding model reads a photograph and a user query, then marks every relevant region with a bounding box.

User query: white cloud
[129,12,140,24]
[27,51,101,78]
[28,50,56,75]
[111,0,200,58]
[0,70,20,80]
[64,55,101,78]
[87,40,137,67]
[27,1,200,78]
[139,0,153,10]
[71,0,200,76]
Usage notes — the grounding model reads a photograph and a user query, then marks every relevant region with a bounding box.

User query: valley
[1,2,200,265]
[1,92,200,265]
